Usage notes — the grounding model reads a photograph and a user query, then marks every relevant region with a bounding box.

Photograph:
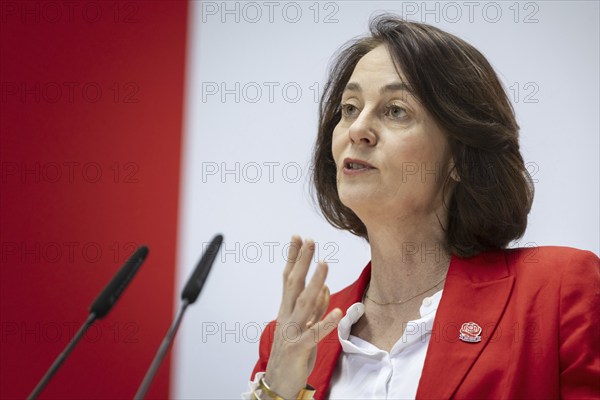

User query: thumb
[309,308,343,345]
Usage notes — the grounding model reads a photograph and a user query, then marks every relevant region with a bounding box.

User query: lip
[342,157,376,175]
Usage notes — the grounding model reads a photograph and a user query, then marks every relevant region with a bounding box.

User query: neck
[364,211,451,304]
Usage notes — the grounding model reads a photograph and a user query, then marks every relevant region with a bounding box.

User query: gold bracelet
[256,377,316,400]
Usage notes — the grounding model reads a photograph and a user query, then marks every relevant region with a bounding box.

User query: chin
[338,189,372,212]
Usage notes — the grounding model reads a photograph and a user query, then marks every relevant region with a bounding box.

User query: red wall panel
[0,1,188,398]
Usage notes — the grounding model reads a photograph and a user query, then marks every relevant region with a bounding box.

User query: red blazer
[251,246,600,399]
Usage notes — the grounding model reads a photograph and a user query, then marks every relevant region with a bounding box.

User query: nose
[348,108,377,146]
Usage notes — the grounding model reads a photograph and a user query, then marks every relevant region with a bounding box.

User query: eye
[341,103,359,119]
[385,104,407,120]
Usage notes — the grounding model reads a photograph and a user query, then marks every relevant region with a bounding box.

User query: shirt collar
[337,289,443,355]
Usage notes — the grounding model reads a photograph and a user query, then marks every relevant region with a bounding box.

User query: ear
[448,159,461,182]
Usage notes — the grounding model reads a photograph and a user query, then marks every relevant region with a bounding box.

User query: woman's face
[332,45,454,224]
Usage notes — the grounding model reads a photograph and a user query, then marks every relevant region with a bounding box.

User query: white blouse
[327,290,442,399]
[243,290,442,400]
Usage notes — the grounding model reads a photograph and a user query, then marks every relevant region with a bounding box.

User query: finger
[286,239,315,293]
[303,262,328,303]
[316,285,331,322]
[280,239,315,315]
[305,285,329,327]
[302,308,343,346]
[288,239,315,282]
[282,235,302,282]
[292,261,328,322]
[279,235,302,316]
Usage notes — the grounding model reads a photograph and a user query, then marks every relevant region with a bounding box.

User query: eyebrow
[343,82,413,95]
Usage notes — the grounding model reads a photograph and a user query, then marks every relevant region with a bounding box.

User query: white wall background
[174,1,599,398]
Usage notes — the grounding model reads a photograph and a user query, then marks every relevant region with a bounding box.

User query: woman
[244,15,599,399]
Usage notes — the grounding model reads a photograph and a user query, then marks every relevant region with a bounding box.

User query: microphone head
[181,234,223,304]
[89,245,149,318]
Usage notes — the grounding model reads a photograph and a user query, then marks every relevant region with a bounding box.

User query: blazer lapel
[309,263,372,400]
[416,250,515,399]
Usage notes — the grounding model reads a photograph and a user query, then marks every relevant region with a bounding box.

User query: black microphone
[90,245,149,317]
[134,234,223,399]
[181,234,223,304]
[28,245,149,400]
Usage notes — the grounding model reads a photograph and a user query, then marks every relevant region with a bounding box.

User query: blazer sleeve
[558,250,600,398]
[250,320,277,380]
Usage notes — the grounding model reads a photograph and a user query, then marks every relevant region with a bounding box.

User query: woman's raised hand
[263,236,343,398]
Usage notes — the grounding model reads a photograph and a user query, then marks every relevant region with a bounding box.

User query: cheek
[384,139,448,189]
[384,136,427,170]
[331,126,345,164]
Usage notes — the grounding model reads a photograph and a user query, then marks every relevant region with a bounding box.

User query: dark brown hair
[312,15,534,257]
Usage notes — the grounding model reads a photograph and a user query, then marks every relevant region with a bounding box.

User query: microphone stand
[28,313,97,399]
[133,234,222,399]
[133,300,189,400]
[27,245,148,400]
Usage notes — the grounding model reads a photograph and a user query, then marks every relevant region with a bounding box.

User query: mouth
[342,158,376,174]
